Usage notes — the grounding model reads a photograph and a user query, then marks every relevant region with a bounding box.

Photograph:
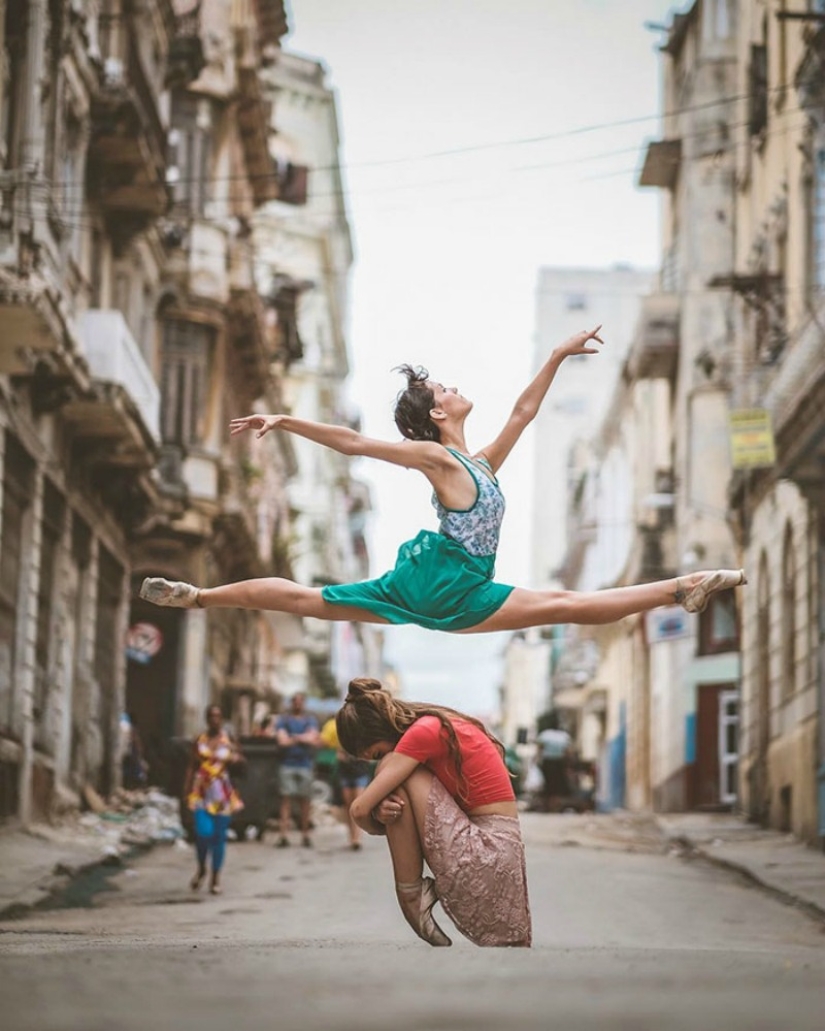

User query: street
[1,813,823,1031]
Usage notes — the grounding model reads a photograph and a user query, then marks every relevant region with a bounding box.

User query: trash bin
[230,736,281,841]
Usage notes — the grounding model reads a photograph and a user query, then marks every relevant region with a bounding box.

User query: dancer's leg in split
[141,575,390,624]
[462,570,746,634]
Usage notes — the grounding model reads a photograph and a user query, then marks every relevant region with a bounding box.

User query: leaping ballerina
[140,326,746,630]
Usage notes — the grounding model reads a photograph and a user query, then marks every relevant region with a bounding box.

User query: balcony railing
[627,293,680,381]
[74,309,160,446]
[88,28,169,224]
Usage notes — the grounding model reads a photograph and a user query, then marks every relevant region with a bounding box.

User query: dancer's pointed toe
[678,569,747,614]
[140,577,201,608]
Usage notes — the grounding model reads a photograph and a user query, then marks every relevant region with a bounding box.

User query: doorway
[694,683,739,809]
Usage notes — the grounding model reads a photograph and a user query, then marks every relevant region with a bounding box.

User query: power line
[11,106,811,236]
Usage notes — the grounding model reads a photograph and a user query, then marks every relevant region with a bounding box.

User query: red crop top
[394,716,515,811]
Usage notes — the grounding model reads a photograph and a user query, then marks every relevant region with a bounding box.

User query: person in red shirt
[335,677,531,948]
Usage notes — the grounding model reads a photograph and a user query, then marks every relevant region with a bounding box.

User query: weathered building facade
[727,0,825,841]
[0,0,373,823]
[550,0,825,846]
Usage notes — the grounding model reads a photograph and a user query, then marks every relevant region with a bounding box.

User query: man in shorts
[275,693,320,847]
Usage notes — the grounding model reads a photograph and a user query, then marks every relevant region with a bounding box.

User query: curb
[666,832,825,926]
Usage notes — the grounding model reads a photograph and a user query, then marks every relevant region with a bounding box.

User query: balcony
[0,266,89,386]
[638,139,682,190]
[627,293,680,380]
[88,29,170,230]
[166,3,206,89]
[166,220,230,302]
[795,22,825,113]
[237,66,277,207]
[253,0,289,47]
[61,311,160,468]
[228,238,269,398]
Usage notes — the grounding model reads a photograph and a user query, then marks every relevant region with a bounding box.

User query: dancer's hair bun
[345,677,383,702]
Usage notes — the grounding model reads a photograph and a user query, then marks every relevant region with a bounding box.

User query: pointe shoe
[396,876,452,947]
[677,569,747,614]
[140,577,201,608]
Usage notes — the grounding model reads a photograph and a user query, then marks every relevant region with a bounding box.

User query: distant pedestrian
[275,693,320,848]
[320,716,372,851]
[185,705,245,895]
[336,677,531,948]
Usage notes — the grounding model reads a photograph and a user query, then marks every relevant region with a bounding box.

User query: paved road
[1,813,823,1031]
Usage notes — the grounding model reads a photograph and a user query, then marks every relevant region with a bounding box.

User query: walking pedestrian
[140,326,746,634]
[335,677,531,948]
[275,693,320,848]
[185,705,244,895]
[320,716,372,851]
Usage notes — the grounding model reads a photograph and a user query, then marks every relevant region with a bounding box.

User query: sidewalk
[0,790,183,920]
[655,812,825,921]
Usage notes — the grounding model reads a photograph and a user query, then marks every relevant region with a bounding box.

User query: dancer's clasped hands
[372,792,406,825]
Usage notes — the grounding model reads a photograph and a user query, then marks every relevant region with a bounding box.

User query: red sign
[126,622,164,665]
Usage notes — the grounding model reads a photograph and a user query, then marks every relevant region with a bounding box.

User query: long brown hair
[336,677,506,802]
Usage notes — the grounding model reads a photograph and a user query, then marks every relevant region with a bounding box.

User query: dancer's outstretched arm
[479,325,604,473]
[229,413,443,473]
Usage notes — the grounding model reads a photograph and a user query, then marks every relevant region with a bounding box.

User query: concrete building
[530,266,654,590]
[552,1,743,814]
[725,1,825,843]
[498,267,651,753]
[0,0,182,820]
[255,51,383,698]
[0,0,377,823]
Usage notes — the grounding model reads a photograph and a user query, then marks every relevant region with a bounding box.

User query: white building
[255,51,382,696]
[530,266,654,590]
[498,267,652,751]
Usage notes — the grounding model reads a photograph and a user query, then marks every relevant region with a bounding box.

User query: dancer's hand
[555,325,604,359]
[229,414,284,438]
[371,792,406,825]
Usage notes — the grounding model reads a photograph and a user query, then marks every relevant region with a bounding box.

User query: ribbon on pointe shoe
[395,876,452,947]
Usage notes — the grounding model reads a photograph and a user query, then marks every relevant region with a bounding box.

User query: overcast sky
[287,0,677,717]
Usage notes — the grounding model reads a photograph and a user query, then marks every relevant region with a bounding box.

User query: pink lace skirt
[424,775,532,947]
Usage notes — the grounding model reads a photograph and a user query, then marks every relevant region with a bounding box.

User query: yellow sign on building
[729,409,776,469]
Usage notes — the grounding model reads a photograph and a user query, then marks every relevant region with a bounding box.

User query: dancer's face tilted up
[427,381,473,423]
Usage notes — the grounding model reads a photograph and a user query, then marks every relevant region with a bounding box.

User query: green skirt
[321,530,515,632]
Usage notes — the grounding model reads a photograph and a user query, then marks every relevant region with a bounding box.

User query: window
[0,435,35,735]
[812,143,825,293]
[168,91,211,218]
[565,293,587,311]
[698,592,739,655]
[34,480,65,753]
[781,524,796,701]
[0,0,25,169]
[161,319,213,447]
[748,44,768,137]
[94,545,123,796]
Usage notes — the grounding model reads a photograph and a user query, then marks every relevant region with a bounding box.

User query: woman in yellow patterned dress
[184,705,244,895]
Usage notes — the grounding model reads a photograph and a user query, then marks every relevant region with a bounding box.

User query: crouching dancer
[336,678,531,948]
